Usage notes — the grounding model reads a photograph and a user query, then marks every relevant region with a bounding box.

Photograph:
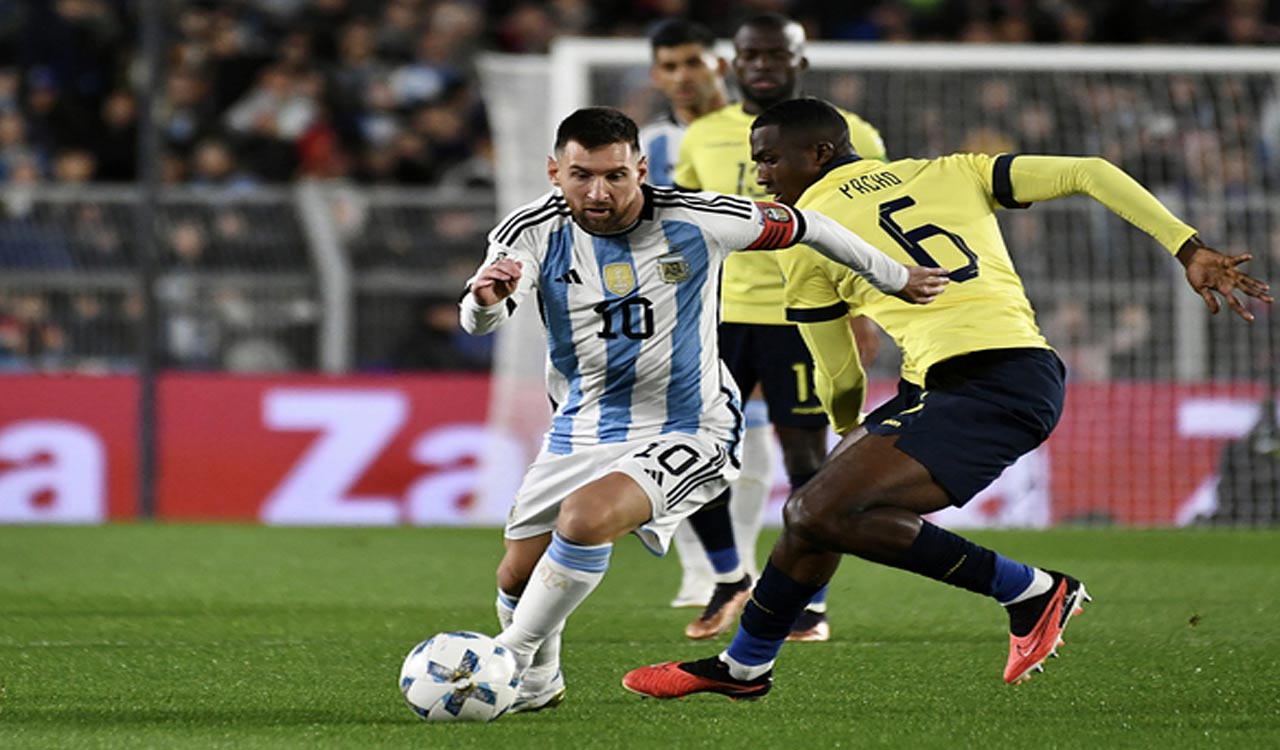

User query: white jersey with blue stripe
[640,113,685,188]
[470,185,802,456]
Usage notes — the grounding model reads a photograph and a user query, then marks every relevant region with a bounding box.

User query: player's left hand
[1177,238,1273,322]
[894,266,950,304]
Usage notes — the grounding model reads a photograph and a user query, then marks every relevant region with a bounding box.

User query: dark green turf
[1,525,1278,749]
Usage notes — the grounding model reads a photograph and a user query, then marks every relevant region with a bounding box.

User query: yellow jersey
[778,153,1198,434]
[676,102,886,325]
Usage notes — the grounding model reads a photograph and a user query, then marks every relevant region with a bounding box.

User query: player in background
[623,97,1272,699]
[640,20,728,188]
[673,13,888,642]
[464,106,948,713]
[640,18,776,622]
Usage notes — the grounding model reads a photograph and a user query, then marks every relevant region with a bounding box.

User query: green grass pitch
[2,525,1278,749]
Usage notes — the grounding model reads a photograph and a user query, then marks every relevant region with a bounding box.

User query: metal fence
[0,184,495,374]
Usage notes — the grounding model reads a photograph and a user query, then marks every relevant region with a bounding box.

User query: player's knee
[782,487,838,548]
[556,495,615,546]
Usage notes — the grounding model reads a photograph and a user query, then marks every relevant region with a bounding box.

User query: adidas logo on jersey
[555,269,583,284]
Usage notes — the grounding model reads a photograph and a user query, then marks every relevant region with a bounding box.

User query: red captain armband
[746,202,805,250]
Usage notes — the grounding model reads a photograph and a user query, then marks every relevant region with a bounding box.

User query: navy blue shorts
[865,348,1065,506]
[718,322,828,429]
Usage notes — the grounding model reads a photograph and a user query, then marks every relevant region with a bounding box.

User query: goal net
[479,42,1280,527]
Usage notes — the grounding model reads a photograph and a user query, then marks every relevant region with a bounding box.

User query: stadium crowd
[0,0,1276,373]
[2,1,1278,190]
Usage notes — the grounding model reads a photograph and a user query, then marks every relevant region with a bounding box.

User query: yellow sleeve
[845,113,887,162]
[1000,155,1198,254]
[778,245,865,435]
[673,126,702,190]
[796,317,866,436]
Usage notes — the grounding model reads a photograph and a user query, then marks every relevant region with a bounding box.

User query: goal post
[479,41,1280,527]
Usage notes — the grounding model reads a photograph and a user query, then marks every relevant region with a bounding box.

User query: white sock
[1003,568,1054,606]
[496,533,610,674]
[496,589,562,683]
[731,423,773,578]
[719,649,774,681]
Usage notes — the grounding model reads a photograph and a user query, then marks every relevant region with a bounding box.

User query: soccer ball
[399,631,519,722]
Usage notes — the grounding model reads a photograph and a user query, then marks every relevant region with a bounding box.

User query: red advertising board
[0,373,1270,526]
[0,375,138,522]
[156,373,493,523]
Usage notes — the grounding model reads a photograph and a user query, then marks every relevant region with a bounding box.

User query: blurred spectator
[390,295,490,370]
[24,66,93,155]
[94,89,138,181]
[224,65,322,180]
[494,3,558,53]
[160,66,214,153]
[0,293,69,370]
[190,138,259,189]
[65,291,135,366]
[52,148,97,183]
[0,110,38,182]
[0,67,20,111]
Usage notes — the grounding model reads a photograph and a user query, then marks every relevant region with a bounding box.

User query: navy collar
[817,153,861,180]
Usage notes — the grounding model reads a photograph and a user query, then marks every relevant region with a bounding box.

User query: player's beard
[573,204,624,234]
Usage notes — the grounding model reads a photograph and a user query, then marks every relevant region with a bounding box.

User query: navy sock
[688,490,739,574]
[725,561,823,666]
[900,520,1006,597]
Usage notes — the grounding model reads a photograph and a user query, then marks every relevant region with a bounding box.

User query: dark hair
[649,19,716,54]
[739,12,798,34]
[751,97,851,147]
[554,107,640,153]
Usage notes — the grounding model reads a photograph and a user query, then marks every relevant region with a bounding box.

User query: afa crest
[658,252,690,284]
[602,263,637,295]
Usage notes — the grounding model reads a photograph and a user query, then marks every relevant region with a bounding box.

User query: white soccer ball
[399,631,519,723]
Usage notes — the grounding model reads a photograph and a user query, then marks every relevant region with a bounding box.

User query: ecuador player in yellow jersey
[674,13,888,642]
[623,98,1272,699]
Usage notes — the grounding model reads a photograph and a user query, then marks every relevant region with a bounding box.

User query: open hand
[1177,240,1272,322]
[893,266,951,304]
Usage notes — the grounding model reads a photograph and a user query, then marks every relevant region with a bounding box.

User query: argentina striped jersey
[464,184,805,455]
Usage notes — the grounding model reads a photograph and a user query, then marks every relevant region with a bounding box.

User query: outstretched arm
[736,199,949,303]
[1004,155,1272,321]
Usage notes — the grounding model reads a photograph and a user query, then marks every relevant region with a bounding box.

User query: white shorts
[506,433,740,556]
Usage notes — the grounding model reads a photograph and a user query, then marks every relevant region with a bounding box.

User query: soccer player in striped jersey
[622,98,1271,700]
[462,106,948,713]
[672,13,890,641]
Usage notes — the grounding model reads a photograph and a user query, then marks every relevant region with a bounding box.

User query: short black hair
[554,107,640,153]
[739,12,798,34]
[649,19,716,54]
[752,97,851,149]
